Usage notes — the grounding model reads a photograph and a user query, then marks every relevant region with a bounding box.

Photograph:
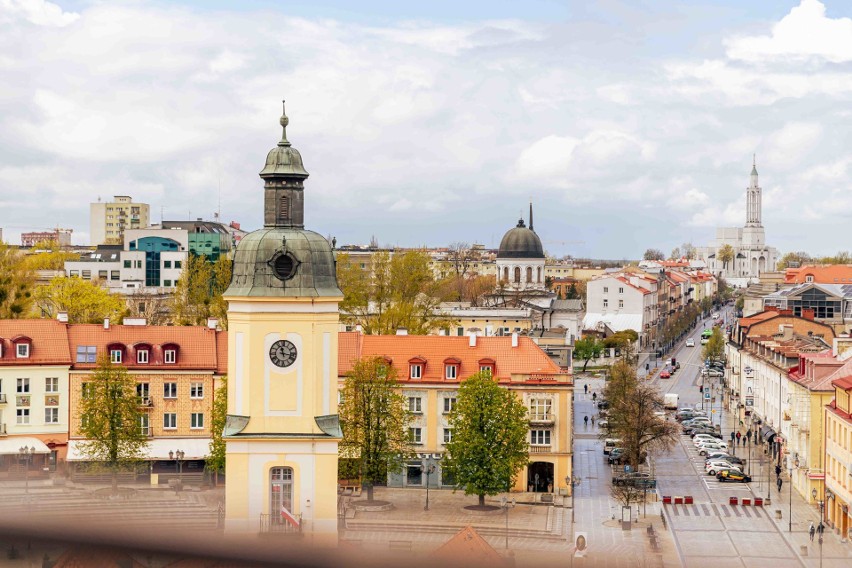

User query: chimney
[396,328,408,336]
[802,308,815,321]
[469,334,477,347]
[511,332,519,348]
[355,324,363,334]
[104,318,110,330]
[122,318,147,326]
[56,312,68,323]
[780,324,793,341]
[207,317,219,330]
[438,329,446,336]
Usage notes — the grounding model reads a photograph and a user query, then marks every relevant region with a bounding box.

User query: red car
[659,370,671,378]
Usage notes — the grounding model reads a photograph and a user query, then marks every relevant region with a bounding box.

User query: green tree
[444,372,529,507]
[23,239,79,270]
[207,377,228,486]
[777,251,812,270]
[643,248,665,261]
[717,244,734,271]
[604,329,639,364]
[574,336,604,372]
[338,250,457,334]
[603,361,679,468]
[735,295,744,311]
[565,283,579,300]
[818,251,851,265]
[32,276,126,323]
[0,243,34,318]
[703,326,725,361]
[76,356,149,490]
[338,357,412,501]
[172,254,232,328]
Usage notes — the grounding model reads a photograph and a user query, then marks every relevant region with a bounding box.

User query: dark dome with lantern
[224,102,342,299]
[497,218,545,259]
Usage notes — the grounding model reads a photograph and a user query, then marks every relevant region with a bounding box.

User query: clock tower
[222,102,343,539]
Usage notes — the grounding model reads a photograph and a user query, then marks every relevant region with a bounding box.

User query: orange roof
[0,319,71,366]
[614,276,652,295]
[785,265,852,284]
[832,376,852,390]
[337,333,565,382]
[67,324,225,372]
[738,311,779,328]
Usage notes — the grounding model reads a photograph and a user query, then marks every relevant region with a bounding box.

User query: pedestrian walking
[730,431,735,444]
[584,384,588,395]
[776,476,783,493]
[746,430,752,444]
[817,521,824,535]
[592,392,597,402]
[775,463,782,478]
[736,431,742,445]
[584,415,589,426]
[591,415,596,426]
[809,522,815,542]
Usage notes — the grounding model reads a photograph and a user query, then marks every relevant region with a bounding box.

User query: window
[456,327,464,336]
[110,349,122,363]
[16,344,29,358]
[190,382,203,399]
[619,300,624,308]
[163,280,172,287]
[270,467,294,517]
[530,430,551,445]
[603,299,608,308]
[69,270,79,277]
[445,365,458,380]
[408,396,422,413]
[806,275,814,283]
[124,260,131,268]
[410,364,422,379]
[191,413,204,429]
[603,287,609,293]
[45,408,59,424]
[111,270,120,280]
[17,378,29,393]
[17,408,29,424]
[81,382,93,399]
[163,413,177,429]
[164,383,177,398]
[443,428,454,444]
[137,349,149,364]
[139,415,150,436]
[82,270,91,279]
[137,383,149,401]
[164,260,172,268]
[409,427,422,444]
[529,398,552,421]
[480,365,493,375]
[135,260,142,269]
[443,397,457,414]
[98,270,108,280]
[164,349,176,364]
[619,287,624,294]
[45,377,58,393]
[279,195,290,219]
[76,345,96,363]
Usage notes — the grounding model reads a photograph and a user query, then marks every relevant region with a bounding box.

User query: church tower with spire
[742,156,765,247]
[495,201,547,292]
[222,102,342,539]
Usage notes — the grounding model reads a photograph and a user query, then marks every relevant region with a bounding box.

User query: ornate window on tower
[514,267,521,283]
[279,196,289,220]
[526,266,532,282]
[270,467,294,517]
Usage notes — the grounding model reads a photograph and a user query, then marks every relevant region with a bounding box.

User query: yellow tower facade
[223,103,342,539]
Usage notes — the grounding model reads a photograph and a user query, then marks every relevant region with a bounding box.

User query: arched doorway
[527,462,554,493]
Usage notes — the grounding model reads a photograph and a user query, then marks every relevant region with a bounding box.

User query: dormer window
[110,349,122,363]
[16,344,29,358]
[137,349,149,364]
[805,275,814,283]
[408,357,426,380]
[163,344,178,364]
[444,357,460,380]
[478,358,495,376]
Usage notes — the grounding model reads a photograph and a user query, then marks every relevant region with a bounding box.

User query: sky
[1,0,851,259]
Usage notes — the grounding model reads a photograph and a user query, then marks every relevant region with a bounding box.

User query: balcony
[529,414,554,425]
[529,445,552,454]
[0,393,6,404]
[139,426,153,437]
[138,397,153,409]
[259,513,302,535]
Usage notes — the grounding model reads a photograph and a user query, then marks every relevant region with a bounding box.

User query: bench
[389,541,412,551]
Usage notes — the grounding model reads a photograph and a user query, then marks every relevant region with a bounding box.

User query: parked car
[685,338,695,347]
[703,369,724,378]
[598,419,610,430]
[698,444,727,456]
[689,428,721,438]
[705,453,744,465]
[608,448,624,465]
[693,434,721,444]
[597,400,610,410]
[604,438,622,454]
[706,464,743,476]
[717,469,751,483]
[613,472,656,488]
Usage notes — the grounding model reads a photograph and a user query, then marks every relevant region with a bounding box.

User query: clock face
[269,340,297,368]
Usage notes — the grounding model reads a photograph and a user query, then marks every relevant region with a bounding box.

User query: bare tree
[610,482,646,510]
[125,290,171,325]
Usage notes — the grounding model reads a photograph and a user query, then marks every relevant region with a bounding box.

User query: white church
[696,159,778,287]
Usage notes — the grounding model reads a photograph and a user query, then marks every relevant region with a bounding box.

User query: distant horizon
[2,1,852,258]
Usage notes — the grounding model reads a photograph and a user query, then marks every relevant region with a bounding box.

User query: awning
[0,437,51,455]
[760,425,777,443]
[66,438,211,461]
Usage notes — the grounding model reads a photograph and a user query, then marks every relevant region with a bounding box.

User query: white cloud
[0,0,78,27]
[725,0,852,63]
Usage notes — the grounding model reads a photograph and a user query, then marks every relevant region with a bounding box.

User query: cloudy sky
[1,0,850,258]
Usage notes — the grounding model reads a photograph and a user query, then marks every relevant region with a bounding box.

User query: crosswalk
[667,502,767,518]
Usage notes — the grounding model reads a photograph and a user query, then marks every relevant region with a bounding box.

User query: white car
[693,434,720,444]
[698,444,726,455]
[686,338,695,347]
[712,313,720,319]
[694,438,722,448]
[706,464,743,476]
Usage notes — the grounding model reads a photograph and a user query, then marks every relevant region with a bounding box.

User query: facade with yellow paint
[824,374,852,539]
[338,332,574,495]
[222,105,342,540]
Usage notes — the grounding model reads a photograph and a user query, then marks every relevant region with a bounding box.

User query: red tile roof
[67,324,225,372]
[785,265,852,284]
[0,319,71,366]
[832,376,852,390]
[337,333,565,383]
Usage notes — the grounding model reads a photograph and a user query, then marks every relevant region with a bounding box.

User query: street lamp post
[18,446,35,495]
[420,462,435,511]
[170,449,185,476]
[788,457,798,533]
[500,496,515,550]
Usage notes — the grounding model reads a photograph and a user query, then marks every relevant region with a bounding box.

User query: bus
[701,329,712,344]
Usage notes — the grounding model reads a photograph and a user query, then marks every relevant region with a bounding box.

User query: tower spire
[529,199,534,231]
[751,153,758,177]
[278,100,290,147]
